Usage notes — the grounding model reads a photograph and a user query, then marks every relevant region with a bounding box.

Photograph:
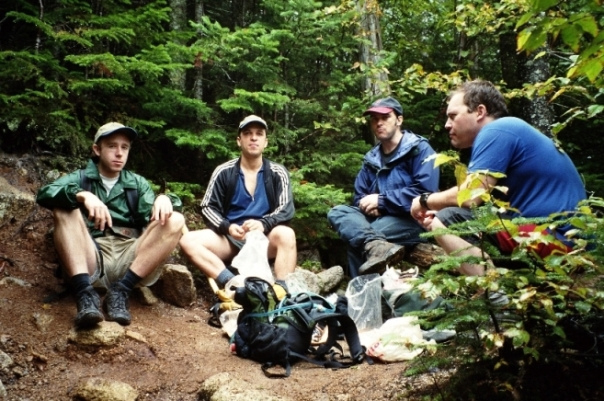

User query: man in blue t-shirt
[180,115,296,291]
[410,80,586,276]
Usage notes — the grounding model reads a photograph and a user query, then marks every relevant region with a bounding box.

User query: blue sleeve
[378,142,440,214]
[352,163,377,207]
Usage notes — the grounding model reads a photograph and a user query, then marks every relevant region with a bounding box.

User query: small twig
[0,256,15,266]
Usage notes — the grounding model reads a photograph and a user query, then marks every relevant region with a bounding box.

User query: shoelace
[78,291,97,310]
[108,287,128,310]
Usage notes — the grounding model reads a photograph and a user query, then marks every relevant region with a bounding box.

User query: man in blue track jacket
[180,115,296,292]
[328,97,440,277]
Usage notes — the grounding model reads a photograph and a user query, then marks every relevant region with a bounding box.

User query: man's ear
[476,104,489,121]
[92,143,101,157]
[396,115,403,126]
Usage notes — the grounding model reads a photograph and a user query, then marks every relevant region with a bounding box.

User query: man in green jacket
[37,122,185,328]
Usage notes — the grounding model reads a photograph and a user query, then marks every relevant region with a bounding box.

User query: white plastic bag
[219,309,242,337]
[364,316,434,362]
[345,274,383,332]
[230,230,274,284]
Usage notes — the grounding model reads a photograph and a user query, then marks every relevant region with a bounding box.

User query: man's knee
[52,208,84,226]
[179,228,221,255]
[270,225,296,247]
[327,204,354,222]
[435,207,473,227]
[167,211,185,229]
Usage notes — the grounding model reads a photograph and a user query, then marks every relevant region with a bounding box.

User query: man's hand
[410,196,424,220]
[77,191,112,231]
[228,224,246,240]
[416,210,436,230]
[358,194,381,217]
[228,219,264,240]
[241,219,264,232]
[151,194,174,225]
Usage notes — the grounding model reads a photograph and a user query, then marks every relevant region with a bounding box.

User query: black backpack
[231,276,366,377]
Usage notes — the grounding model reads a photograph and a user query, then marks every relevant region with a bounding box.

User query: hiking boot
[75,286,104,328]
[358,240,406,275]
[103,282,131,326]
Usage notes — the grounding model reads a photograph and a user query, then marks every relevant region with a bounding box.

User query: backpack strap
[79,169,139,227]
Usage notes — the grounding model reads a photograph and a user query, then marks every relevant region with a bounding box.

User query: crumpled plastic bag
[231,230,274,284]
[345,274,382,332]
[219,309,242,338]
[362,316,435,363]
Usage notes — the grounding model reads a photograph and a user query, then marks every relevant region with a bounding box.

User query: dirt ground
[4,153,604,401]
[0,153,427,401]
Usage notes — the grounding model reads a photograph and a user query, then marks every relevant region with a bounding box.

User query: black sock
[275,279,288,292]
[216,268,236,288]
[118,269,142,292]
[70,273,91,295]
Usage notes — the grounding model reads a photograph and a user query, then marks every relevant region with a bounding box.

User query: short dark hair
[452,80,508,119]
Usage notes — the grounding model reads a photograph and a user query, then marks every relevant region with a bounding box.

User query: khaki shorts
[91,233,163,289]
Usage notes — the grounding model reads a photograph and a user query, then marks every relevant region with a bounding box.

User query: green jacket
[36,159,182,238]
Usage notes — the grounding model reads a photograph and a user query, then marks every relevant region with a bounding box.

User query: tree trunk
[169,0,187,91]
[520,48,555,136]
[355,0,389,145]
[193,0,205,104]
[355,0,389,97]
[500,33,555,136]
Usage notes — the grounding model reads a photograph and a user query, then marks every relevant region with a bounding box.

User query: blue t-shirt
[226,168,270,225]
[468,117,586,218]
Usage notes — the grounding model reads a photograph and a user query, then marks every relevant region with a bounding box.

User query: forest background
[2,1,604,398]
[2,0,603,257]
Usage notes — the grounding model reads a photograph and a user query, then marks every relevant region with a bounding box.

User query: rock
[0,350,13,370]
[136,286,158,306]
[316,265,345,293]
[72,377,138,401]
[0,277,31,287]
[32,312,54,332]
[125,330,148,344]
[154,264,196,307]
[68,321,125,346]
[286,268,320,294]
[285,265,345,295]
[0,175,36,243]
[198,372,293,401]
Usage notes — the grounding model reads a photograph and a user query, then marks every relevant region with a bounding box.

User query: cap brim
[239,121,268,131]
[97,127,138,142]
[363,106,393,115]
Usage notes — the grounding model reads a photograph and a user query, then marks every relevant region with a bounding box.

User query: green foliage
[290,169,351,248]
[151,181,203,207]
[404,167,604,393]
[516,0,604,84]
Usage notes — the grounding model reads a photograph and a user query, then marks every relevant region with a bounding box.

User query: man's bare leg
[130,212,185,277]
[267,225,297,281]
[430,217,486,276]
[179,228,237,285]
[52,209,103,327]
[104,212,185,326]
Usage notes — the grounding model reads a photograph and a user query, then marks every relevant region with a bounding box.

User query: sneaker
[103,282,131,326]
[75,286,104,328]
[358,240,406,275]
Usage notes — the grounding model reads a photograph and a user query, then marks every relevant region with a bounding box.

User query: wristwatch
[419,192,432,209]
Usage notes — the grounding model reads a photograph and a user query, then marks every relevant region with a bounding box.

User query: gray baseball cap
[94,122,138,143]
[238,115,268,132]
